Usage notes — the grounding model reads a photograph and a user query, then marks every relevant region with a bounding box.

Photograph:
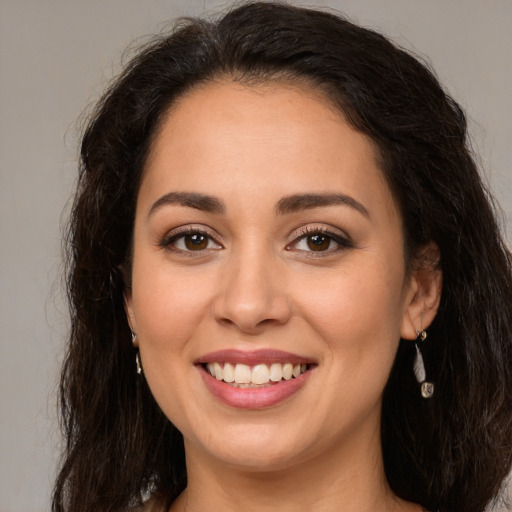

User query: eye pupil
[185,233,208,250]
[307,234,330,251]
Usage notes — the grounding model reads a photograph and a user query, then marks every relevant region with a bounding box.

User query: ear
[400,242,442,340]
[124,287,138,345]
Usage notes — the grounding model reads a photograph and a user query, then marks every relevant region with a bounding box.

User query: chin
[206,446,308,474]
[186,423,315,472]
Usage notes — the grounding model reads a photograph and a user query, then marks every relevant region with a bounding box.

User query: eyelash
[159,226,222,255]
[159,225,353,256]
[286,225,353,256]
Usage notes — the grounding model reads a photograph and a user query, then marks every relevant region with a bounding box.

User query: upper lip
[195,349,316,366]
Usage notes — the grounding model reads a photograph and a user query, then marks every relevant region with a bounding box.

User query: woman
[53,3,512,512]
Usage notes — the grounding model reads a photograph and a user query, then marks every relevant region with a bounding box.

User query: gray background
[1,1,511,511]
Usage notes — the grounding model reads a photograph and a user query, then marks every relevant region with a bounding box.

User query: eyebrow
[147,191,369,219]
[275,193,370,218]
[148,192,225,217]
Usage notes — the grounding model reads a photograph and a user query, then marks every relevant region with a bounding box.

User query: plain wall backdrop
[1,1,511,511]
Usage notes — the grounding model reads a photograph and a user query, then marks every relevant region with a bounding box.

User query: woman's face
[126,81,422,472]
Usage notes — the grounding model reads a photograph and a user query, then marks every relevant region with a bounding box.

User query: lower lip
[198,367,311,409]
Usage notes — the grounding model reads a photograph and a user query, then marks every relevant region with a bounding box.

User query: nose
[212,248,292,334]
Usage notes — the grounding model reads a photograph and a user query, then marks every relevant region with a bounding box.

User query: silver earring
[131,332,142,375]
[135,351,142,375]
[413,330,434,398]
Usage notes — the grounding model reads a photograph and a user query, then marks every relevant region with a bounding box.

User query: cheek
[297,264,403,324]
[294,260,406,357]
[132,260,217,353]
[131,262,218,423]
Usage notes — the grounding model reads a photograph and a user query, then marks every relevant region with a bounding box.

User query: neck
[170,421,421,512]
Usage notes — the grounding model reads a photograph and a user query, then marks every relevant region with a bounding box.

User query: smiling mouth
[204,362,310,387]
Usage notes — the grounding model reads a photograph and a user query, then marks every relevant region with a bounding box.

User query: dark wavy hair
[53,3,512,512]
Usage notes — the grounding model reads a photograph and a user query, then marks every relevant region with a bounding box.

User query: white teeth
[205,361,309,385]
[223,362,235,383]
[269,363,283,382]
[213,362,223,381]
[234,363,252,384]
[252,364,270,385]
[282,363,293,380]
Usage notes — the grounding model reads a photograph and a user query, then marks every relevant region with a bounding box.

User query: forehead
[139,80,397,221]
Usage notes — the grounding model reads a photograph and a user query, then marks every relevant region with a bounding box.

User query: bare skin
[126,81,441,512]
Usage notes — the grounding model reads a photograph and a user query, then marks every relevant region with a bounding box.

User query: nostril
[210,263,292,333]
[212,296,291,334]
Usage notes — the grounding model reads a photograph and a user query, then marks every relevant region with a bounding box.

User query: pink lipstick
[196,349,315,409]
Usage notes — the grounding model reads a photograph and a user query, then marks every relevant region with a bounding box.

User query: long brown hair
[54,3,512,511]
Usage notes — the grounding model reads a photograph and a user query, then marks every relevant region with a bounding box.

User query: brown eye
[288,228,352,255]
[163,230,222,253]
[306,234,331,251]
[184,233,208,250]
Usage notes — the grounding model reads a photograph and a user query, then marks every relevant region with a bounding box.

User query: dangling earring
[131,331,142,375]
[413,330,434,398]
[135,351,142,375]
